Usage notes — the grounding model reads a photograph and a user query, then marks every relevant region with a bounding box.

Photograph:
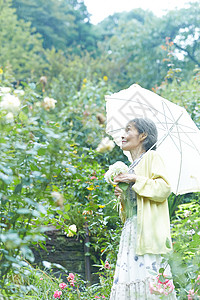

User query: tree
[95,9,168,89]
[159,2,200,76]
[95,3,200,89]
[12,0,99,53]
[0,0,45,80]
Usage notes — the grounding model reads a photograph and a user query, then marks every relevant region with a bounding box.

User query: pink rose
[59,282,67,290]
[157,274,169,285]
[67,273,76,287]
[70,280,75,287]
[196,275,200,285]
[187,289,195,300]
[150,276,174,296]
[53,290,62,299]
[105,261,111,269]
[90,176,97,180]
[68,273,75,280]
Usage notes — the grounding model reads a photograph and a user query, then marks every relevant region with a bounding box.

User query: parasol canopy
[105,84,200,195]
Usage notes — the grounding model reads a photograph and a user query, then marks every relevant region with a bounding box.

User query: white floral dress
[110,159,177,300]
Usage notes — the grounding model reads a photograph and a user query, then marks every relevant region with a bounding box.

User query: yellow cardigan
[126,150,172,255]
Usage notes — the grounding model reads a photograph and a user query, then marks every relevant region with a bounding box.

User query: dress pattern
[109,157,177,300]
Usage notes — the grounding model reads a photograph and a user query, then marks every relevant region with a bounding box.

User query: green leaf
[21,246,34,263]
[147,269,157,276]
[19,111,28,122]
[166,237,172,249]
[64,203,71,212]
[118,182,129,192]
[42,261,51,269]
[159,267,165,274]
[0,172,12,184]
[16,208,31,215]
[159,275,166,283]
[14,183,22,194]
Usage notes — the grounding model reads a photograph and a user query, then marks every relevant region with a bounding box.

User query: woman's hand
[114,185,123,197]
[113,173,136,198]
[114,173,136,184]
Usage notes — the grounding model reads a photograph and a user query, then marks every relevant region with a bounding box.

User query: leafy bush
[166,197,200,299]
[0,70,124,297]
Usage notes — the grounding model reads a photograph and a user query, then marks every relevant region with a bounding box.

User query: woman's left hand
[114,173,136,184]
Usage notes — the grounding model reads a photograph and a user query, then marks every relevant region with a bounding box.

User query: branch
[173,42,200,67]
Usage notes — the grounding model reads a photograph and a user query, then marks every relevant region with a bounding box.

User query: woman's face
[121,123,145,151]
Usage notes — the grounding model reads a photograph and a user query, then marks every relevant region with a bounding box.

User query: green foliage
[0,260,114,299]
[96,10,167,90]
[171,199,200,261]
[0,83,68,289]
[0,74,123,297]
[12,0,99,53]
[161,2,200,73]
[157,67,200,128]
[167,198,200,298]
[1,0,200,92]
[0,0,45,80]
[96,2,200,89]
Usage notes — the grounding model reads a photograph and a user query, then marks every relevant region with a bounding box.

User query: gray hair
[128,118,158,151]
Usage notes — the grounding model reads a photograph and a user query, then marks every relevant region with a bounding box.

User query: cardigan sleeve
[132,151,171,202]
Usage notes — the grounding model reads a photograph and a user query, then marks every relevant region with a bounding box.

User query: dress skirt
[109,216,177,300]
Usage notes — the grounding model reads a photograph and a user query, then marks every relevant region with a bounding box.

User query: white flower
[13,89,25,96]
[35,102,42,108]
[42,97,57,111]
[51,191,64,207]
[67,224,77,237]
[187,229,195,235]
[104,161,129,185]
[5,112,14,123]
[0,94,20,113]
[0,87,11,96]
[96,137,115,153]
[184,210,191,218]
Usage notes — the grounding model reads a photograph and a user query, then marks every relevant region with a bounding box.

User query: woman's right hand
[114,184,123,197]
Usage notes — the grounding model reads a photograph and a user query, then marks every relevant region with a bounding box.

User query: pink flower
[68,273,75,280]
[102,296,105,299]
[70,280,75,287]
[67,273,76,286]
[149,276,174,296]
[53,290,62,299]
[40,277,43,280]
[90,176,97,180]
[165,281,175,295]
[157,274,169,284]
[59,282,67,290]
[105,261,111,269]
[188,289,195,300]
[196,274,200,285]
[95,296,100,299]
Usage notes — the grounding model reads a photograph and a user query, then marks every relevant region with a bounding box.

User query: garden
[0,0,200,299]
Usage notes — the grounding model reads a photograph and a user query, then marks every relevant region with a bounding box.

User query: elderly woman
[109,118,176,300]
